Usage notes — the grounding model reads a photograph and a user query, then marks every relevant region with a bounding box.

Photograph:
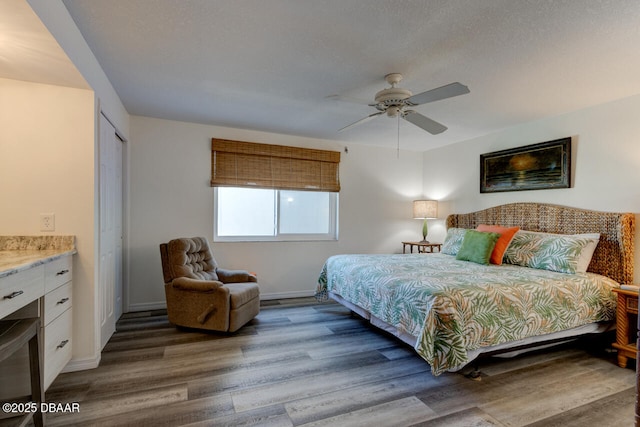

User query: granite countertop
[0,249,76,278]
[0,236,76,279]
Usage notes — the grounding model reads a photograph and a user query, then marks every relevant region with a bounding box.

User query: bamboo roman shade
[211,138,341,192]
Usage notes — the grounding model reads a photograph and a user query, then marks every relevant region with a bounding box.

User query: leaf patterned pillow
[503,231,593,274]
[441,228,468,255]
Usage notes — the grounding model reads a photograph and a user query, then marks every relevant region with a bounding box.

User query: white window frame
[213,187,339,242]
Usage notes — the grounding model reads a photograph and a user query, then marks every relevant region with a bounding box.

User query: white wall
[423,93,640,283]
[128,116,424,307]
[0,78,98,360]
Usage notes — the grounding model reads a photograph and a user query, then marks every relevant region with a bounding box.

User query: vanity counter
[0,235,75,278]
[0,249,76,278]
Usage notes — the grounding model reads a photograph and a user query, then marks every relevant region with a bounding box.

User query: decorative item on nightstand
[413,200,438,243]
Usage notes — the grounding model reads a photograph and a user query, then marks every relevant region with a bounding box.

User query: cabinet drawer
[627,295,638,313]
[44,256,72,293]
[44,307,72,389]
[43,281,72,326]
[0,266,44,319]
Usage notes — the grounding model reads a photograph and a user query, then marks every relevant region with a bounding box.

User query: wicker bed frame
[446,202,635,284]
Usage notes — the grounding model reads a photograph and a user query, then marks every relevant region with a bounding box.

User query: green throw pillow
[456,230,501,265]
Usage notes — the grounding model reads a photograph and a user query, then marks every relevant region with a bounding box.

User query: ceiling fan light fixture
[386,105,401,117]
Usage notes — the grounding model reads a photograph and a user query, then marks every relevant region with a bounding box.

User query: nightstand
[402,241,442,254]
[612,286,639,368]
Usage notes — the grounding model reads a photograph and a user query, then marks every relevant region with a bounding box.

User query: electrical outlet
[40,213,55,231]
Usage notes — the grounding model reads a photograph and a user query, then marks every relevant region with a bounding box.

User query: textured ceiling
[7,1,640,151]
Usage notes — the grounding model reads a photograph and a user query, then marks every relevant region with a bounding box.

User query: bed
[316,203,635,375]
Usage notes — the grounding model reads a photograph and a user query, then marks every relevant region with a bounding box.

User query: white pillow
[574,233,600,273]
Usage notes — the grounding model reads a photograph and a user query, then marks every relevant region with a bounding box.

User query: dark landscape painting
[480,137,571,193]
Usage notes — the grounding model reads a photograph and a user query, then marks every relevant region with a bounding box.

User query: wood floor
[41,298,635,426]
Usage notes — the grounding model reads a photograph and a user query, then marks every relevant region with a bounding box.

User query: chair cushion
[167,237,219,281]
[227,283,260,309]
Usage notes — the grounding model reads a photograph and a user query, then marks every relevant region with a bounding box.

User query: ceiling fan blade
[406,82,470,106]
[338,111,384,132]
[403,111,448,135]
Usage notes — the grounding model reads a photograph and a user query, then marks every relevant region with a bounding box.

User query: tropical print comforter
[316,253,618,375]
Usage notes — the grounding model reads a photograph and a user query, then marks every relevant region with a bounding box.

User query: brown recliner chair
[159,237,260,332]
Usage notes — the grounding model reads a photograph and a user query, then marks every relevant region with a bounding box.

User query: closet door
[99,113,123,349]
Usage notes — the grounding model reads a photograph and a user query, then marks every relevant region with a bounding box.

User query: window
[214,187,338,241]
[211,138,341,242]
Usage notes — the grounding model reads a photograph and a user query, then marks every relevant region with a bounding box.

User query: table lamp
[413,200,438,243]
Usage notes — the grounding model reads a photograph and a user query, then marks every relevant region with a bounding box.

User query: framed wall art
[480,137,571,193]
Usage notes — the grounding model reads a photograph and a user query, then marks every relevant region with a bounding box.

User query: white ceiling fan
[338,73,470,135]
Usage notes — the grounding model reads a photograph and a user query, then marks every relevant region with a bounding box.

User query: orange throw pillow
[476,224,520,265]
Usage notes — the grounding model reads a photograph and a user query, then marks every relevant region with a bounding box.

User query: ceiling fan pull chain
[397,113,400,159]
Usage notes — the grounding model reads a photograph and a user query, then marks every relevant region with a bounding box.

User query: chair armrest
[171,277,223,292]
[216,268,257,283]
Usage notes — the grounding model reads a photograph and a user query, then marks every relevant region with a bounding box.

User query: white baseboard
[127,301,167,312]
[126,292,315,313]
[260,290,315,300]
[62,354,101,373]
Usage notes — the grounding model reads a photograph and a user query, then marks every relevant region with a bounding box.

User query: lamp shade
[413,200,438,219]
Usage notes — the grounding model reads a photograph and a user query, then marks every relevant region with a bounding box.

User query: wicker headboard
[446,203,635,284]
